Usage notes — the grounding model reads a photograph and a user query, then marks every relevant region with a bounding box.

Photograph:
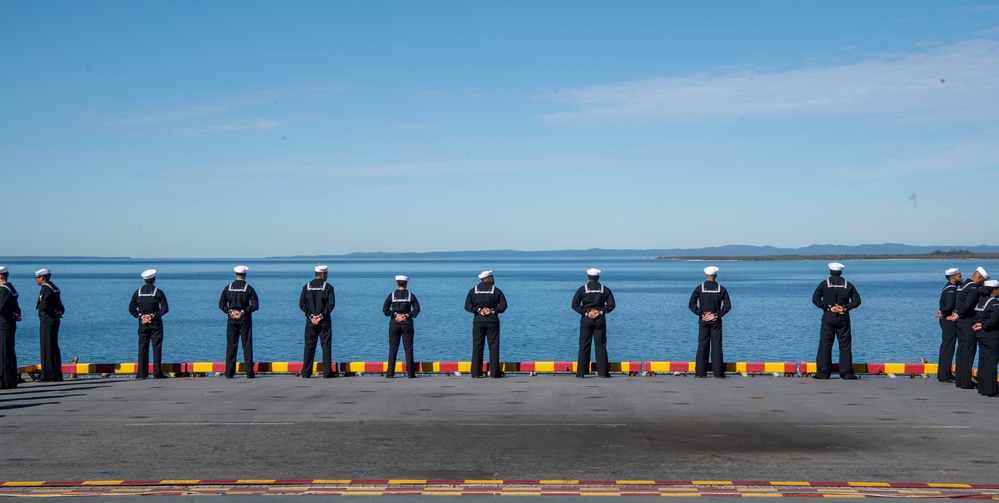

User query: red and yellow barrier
[13,361,983,379]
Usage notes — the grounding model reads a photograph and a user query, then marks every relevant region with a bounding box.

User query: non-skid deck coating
[2,480,999,498]
[1,374,997,490]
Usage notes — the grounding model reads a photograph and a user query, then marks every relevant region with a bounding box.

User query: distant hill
[272,244,999,259]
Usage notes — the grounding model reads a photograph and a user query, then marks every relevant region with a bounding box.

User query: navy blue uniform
[937,281,959,382]
[572,280,616,377]
[128,284,169,378]
[689,281,732,378]
[0,283,20,389]
[954,279,980,389]
[36,281,64,382]
[812,276,861,379]
[383,289,420,377]
[973,296,999,397]
[219,280,259,378]
[464,282,507,378]
[299,279,336,378]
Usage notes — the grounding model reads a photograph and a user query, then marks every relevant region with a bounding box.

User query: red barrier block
[867,363,886,374]
[437,362,460,372]
[745,362,766,373]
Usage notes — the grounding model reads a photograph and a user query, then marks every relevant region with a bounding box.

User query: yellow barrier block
[160,480,201,485]
[269,362,290,373]
[311,480,353,484]
[927,483,972,488]
[693,480,733,485]
[770,481,810,486]
[387,479,428,484]
[114,363,137,373]
[802,362,817,373]
[645,362,671,372]
[539,480,579,484]
[83,480,122,486]
[190,362,215,373]
[616,480,657,485]
[924,363,938,374]
[884,363,907,374]
[764,362,790,373]
[1,481,45,487]
[236,479,276,484]
[533,362,557,372]
[847,481,890,487]
[457,362,472,373]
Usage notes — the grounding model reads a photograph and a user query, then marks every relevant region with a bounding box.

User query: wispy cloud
[537,39,999,127]
[103,85,339,136]
[171,114,323,137]
[839,135,999,180]
[379,123,437,131]
[161,156,621,178]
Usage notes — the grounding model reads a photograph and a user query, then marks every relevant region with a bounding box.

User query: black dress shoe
[153,374,167,379]
[841,375,859,380]
[939,379,956,383]
[811,375,830,380]
[714,375,726,379]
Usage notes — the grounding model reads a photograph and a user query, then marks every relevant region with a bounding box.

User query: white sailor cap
[395,275,409,282]
[984,279,999,288]
[233,265,249,274]
[945,267,960,277]
[976,266,989,279]
[586,268,601,276]
[35,268,50,277]
[315,265,328,273]
[478,270,493,279]
[703,266,719,276]
[0,266,7,274]
[828,262,845,272]
[141,269,157,279]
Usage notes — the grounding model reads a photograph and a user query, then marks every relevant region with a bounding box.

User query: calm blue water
[2,257,996,365]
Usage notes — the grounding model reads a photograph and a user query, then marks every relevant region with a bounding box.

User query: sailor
[128,269,169,379]
[935,267,962,383]
[218,265,258,379]
[811,262,862,380]
[0,266,22,389]
[299,265,335,378]
[572,268,616,378]
[464,270,507,378]
[35,268,65,382]
[972,279,999,397]
[954,266,988,390]
[688,265,732,378]
[382,275,420,378]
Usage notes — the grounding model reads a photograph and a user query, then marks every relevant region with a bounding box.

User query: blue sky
[1,1,997,258]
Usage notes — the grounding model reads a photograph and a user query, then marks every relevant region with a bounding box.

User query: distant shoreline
[656,253,999,261]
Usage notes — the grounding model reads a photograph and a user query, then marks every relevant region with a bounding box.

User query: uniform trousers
[0,319,17,389]
[696,322,724,377]
[302,320,333,378]
[976,332,998,397]
[954,318,977,389]
[577,318,608,377]
[225,318,254,378]
[137,321,164,378]
[816,314,854,378]
[38,315,62,381]
[471,322,501,378]
[387,322,415,377]
[937,318,958,381]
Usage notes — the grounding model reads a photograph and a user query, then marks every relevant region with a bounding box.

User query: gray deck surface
[2,373,997,485]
